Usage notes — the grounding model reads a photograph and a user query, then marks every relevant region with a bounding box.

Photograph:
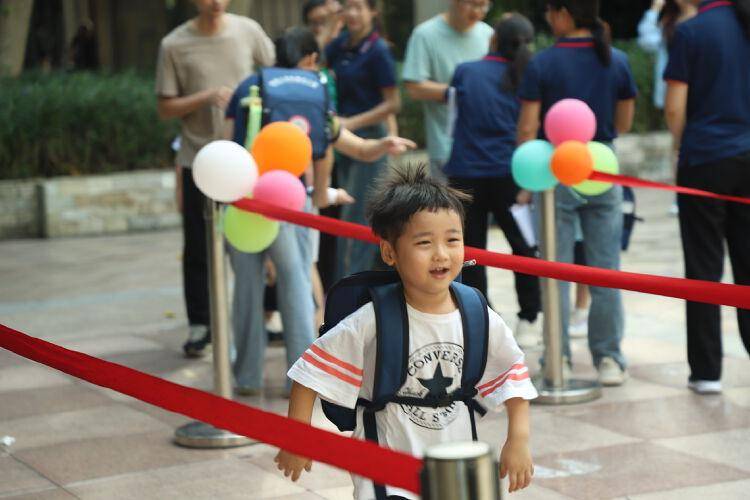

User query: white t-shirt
[288,302,538,500]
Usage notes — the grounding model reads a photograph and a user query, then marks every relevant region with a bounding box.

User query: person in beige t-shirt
[156,0,275,358]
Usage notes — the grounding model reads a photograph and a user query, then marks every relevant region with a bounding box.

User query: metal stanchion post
[174,200,253,448]
[421,441,502,500]
[533,190,601,405]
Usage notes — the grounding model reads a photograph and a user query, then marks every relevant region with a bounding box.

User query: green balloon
[573,142,619,196]
[223,206,280,253]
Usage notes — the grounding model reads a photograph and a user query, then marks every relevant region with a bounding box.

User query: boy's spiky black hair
[366,164,472,244]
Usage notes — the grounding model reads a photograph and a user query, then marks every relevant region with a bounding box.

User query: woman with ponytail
[663,0,750,395]
[516,0,637,386]
[443,13,542,348]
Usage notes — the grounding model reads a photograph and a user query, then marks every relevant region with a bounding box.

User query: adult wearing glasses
[402,0,495,180]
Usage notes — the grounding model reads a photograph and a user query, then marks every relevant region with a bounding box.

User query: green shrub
[0,71,179,180]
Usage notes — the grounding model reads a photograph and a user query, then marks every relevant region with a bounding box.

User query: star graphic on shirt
[417,363,453,398]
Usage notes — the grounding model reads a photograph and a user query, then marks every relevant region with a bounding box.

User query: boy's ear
[380,239,396,267]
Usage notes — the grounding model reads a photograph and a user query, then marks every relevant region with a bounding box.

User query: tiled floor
[1,189,748,499]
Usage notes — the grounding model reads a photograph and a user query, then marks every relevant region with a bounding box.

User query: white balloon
[192,140,258,202]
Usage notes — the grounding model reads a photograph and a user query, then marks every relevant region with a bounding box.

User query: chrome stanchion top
[421,441,502,500]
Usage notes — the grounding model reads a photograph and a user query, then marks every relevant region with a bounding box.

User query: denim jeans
[230,200,315,389]
[552,184,626,369]
[335,124,387,280]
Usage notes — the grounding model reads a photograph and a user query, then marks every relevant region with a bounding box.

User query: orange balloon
[551,141,594,186]
[251,122,313,177]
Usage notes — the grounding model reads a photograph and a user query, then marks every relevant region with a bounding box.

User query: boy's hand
[500,438,533,493]
[274,450,312,481]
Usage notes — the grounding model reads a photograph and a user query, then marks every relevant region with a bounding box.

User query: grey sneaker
[597,357,628,386]
[183,325,211,358]
[688,379,722,395]
[515,319,542,349]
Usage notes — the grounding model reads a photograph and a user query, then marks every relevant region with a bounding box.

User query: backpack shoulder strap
[451,282,489,390]
[364,281,407,500]
[451,282,489,440]
[368,282,409,411]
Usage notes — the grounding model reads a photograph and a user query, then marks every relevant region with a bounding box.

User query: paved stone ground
[1,189,748,499]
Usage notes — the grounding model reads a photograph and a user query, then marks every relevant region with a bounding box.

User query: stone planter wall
[0,179,42,239]
[0,169,179,240]
[40,170,179,238]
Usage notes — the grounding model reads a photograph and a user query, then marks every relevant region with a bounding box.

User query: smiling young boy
[275,165,537,499]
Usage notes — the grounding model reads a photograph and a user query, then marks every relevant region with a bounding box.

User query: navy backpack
[319,270,490,499]
[258,67,332,160]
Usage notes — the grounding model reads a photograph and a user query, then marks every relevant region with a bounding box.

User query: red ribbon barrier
[0,323,422,494]
[233,198,750,310]
[590,171,750,206]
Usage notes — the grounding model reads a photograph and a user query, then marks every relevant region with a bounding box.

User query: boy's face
[381,209,465,300]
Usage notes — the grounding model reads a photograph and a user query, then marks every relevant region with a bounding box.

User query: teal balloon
[573,142,619,196]
[223,206,279,253]
[511,140,557,192]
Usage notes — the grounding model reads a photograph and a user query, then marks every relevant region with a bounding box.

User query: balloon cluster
[192,122,313,253]
[511,99,618,196]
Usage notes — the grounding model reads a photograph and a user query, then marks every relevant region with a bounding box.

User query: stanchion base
[531,377,602,405]
[174,421,255,449]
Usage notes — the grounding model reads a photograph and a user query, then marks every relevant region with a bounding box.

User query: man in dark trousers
[155,0,275,357]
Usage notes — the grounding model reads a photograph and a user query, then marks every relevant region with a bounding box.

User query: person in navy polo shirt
[326,0,400,280]
[517,0,638,386]
[664,0,750,395]
[444,14,542,349]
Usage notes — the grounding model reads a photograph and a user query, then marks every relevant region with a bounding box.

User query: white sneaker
[569,308,588,339]
[597,357,628,386]
[515,319,542,349]
[688,379,722,395]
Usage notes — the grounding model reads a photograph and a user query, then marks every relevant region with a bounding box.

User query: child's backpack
[320,269,489,459]
[258,67,332,160]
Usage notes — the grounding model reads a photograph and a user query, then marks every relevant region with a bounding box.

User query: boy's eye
[417,240,431,246]
[448,238,461,244]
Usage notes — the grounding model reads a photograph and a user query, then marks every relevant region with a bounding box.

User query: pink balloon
[544,99,597,146]
[252,170,306,211]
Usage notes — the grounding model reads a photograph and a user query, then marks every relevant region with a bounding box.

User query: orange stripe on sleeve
[302,352,362,388]
[478,364,526,391]
[310,344,364,376]
[479,372,531,398]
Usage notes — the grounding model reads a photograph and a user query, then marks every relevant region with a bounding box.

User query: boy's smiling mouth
[429,266,450,279]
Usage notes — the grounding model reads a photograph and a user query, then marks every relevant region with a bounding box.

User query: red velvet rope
[590,172,750,206]
[0,323,423,494]
[233,198,750,310]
